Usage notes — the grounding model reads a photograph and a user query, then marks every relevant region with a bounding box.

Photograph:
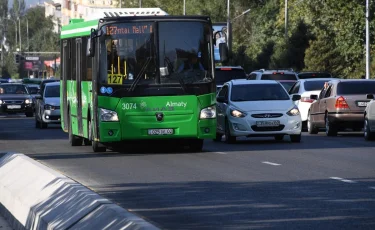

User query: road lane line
[215,152,227,154]
[369,187,375,190]
[262,161,281,166]
[330,177,356,183]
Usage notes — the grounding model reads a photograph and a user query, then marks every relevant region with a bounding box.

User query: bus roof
[60,7,168,39]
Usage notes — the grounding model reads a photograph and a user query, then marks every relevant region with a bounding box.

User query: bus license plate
[256,120,280,127]
[148,129,174,135]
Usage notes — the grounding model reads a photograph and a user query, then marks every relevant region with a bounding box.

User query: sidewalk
[0,213,12,230]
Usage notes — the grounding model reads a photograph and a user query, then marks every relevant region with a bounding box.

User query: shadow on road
[93,179,375,230]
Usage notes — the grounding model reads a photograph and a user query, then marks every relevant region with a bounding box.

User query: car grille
[3,100,24,104]
[251,113,283,118]
[251,125,285,132]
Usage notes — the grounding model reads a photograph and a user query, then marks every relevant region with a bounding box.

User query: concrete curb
[0,152,160,230]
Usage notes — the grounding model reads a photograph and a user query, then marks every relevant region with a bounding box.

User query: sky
[8,0,45,9]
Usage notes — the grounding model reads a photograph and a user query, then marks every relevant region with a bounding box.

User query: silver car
[35,82,61,128]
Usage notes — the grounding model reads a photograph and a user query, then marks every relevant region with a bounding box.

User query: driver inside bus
[177,53,204,73]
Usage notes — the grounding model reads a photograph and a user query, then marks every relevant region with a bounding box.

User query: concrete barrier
[0,152,160,230]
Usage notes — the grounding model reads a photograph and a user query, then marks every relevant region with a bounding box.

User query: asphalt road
[1,115,375,229]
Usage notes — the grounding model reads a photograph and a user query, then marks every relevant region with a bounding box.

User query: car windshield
[215,68,246,85]
[231,84,290,101]
[279,81,295,91]
[337,81,375,95]
[298,73,332,79]
[304,80,327,91]
[99,21,212,87]
[44,85,60,97]
[27,86,39,94]
[0,85,28,94]
[261,74,297,80]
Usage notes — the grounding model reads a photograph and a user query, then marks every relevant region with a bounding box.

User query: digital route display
[106,24,153,35]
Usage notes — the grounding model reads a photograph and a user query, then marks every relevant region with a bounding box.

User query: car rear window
[280,81,296,91]
[261,74,297,80]
[215,68,247,85]
[303,80,327,91]
[298,73,332,79]
[45,85,60,98]
[231,84,290,101]
[337,81,375,95]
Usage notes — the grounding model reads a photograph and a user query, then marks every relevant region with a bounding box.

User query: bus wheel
[89,120,106,152]
[69,120,83,146]
[190,139,204,152]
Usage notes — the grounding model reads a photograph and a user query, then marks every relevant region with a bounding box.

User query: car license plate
[256,120,280,127]
[148,129,174,135]
[357,101,368,107]
[7,105,21,109]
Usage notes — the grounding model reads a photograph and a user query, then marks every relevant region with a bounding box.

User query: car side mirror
[292,94,301,101]
[366,94,374,100]
[216,96,227,103]
[35,95,42,100]
[310,94,318,100]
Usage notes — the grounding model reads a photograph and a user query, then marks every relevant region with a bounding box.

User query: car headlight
[44,104,54,110]
[25,99,32,104]
[230,108,247,118]
[200,106,216,119]
[100,108,119,121]
[0,100,2,104]
[287,106,300,116]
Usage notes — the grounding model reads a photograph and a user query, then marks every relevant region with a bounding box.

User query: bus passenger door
[62,40,69,132]
[76,38,83,136]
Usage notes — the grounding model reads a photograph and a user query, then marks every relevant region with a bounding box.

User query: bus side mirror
[219,43,229,63]
[87,37,95,57]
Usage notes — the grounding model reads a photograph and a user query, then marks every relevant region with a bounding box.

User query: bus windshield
[99,21,213,87]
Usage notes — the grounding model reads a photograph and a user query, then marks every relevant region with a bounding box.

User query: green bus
[60,8,228,152]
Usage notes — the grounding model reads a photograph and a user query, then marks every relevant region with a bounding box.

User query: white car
[288,78,332,129]
[364,94,375,141]
[34,81,61,129]
[215,80,302,143]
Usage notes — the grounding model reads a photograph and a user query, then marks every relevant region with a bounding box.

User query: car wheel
[290,134,301,143]
[307,112,318,134]
[364,118,375,141]
[69,118,83,146]
[89,120,106,152]
[213,133,222,142]
[190,139,204,152]
[325,114,337,136]
[224,119,236,144]
[274,135,284,141]
[35,119,40,129]
[40,121,48,129]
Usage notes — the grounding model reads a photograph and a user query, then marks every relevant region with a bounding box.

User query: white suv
[364,94,375,141]
[215,80,302,143]
[247,69,298,81]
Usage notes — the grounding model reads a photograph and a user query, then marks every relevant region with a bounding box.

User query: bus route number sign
[106,24,153,35]
[108,74,123,85]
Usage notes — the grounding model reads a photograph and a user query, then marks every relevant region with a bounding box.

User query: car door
[289,81,300,105]
[216,85,228,133]
[317,84,333,126]
[369,99,375,129]
[310,88,325,124]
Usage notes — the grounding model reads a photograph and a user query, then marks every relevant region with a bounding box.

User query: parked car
[215,79,302,143]
[307,79,375,136]
[215,66,247,91]
[0,83,34,117]
[247,69,298,81]
[34,82,61,129]
[289,78,332,129]
[297,71,333,79]
[364,94,375,141]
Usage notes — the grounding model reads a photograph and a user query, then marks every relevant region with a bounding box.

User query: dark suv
[215,66,247,91]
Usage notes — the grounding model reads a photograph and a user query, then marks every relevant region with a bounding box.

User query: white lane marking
[262,161,281,166]
[215,152,227,154]
[330,177,356,183]
[370,187,375,190]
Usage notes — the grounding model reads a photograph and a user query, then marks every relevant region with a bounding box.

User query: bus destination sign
[106,24,153,35]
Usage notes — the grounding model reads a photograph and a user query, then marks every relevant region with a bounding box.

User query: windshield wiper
[176,74,188,94]
[128,57,152,92]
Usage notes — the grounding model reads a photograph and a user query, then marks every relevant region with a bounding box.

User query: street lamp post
[18,18,21,52]
[139,0,142,7]
[285,0,288,39]
[183,0,186,15]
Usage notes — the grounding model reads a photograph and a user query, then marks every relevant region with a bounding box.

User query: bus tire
[89,120,106,152]
[69,119,83,146]
[190,139,204,152]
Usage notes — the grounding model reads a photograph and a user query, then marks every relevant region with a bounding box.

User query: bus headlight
[100,108,119,122]
[200,106,216,119]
